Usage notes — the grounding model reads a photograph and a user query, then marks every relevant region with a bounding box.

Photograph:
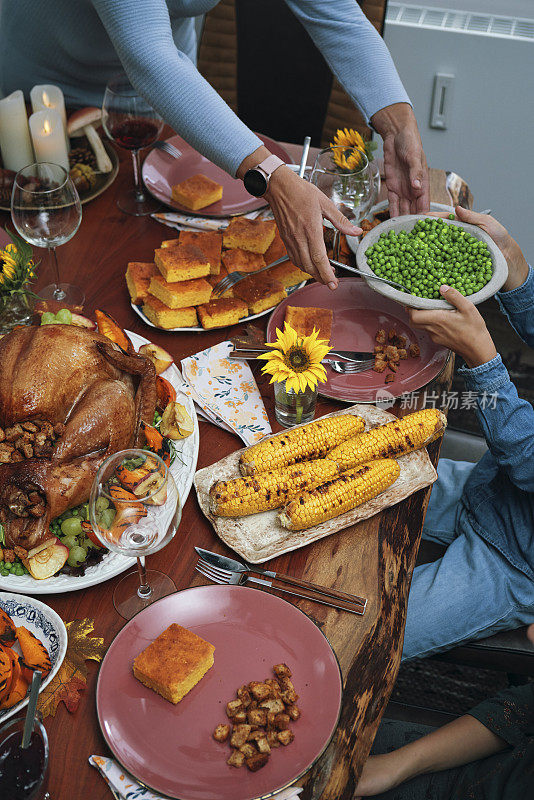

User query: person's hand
[408,285,497,367]
[436,207,529,292]
[371,103,429,217]
[265,166,362,289]
[353,753,406,798]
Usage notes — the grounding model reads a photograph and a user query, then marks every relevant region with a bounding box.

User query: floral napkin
[152,207,271,234]
[90,756,303,800]
[181,340,271,446]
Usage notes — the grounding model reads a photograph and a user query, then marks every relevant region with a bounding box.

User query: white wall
[413,1,534,20]
[383,18,534,258]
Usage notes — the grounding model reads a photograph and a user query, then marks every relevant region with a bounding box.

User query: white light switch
[430,74,454,129]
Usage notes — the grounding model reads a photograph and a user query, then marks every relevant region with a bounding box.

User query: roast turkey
[0,324,156,552]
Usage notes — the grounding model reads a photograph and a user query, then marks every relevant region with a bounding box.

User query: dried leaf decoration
[38,619,106,718]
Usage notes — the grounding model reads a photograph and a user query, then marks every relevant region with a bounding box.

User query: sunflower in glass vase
[0,228,39,335]
[258,323,331,428]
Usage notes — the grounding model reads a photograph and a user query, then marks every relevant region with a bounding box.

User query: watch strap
[254,154,285,180]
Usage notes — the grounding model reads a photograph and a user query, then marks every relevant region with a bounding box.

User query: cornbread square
[264,229,287,264]
[284,306,333,342]
[198,298,249,329]
[234,275,286,315]
[222,248,265,274]
[267,261,311,289]
[125,262,159,304]
[171,174,223,211]
[149,274,212,309]
[207,265,233,298]
[223,218,276,254]
[154,244,210,282]
[179,230,222,275]
[143,295,198,329]
[160,238,180,248]
[133,623,215,704]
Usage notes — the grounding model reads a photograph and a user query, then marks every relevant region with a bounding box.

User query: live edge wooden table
[0,139,467,800]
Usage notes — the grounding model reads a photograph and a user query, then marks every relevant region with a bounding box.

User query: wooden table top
[0,138,462,800]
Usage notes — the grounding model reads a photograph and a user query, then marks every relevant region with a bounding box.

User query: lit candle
[30,84,69,151]
[0,90,34,172]
[29,109,69,172]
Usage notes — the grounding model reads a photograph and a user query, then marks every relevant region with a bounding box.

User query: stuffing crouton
[387,361,398,373]
[375,329,386,345]
[260,698,285,714]
[277,730,295,746]
[388,329,397,342]
[373,360,387,373]
[239,743,257,759]
[213,724,230,742]
[374,345,384,354]
[256,737,271,754]
[249,681,271,701]
[233,710,247,724]
[273,663,292,679]
[227,749,245,768]
[398,348,408,359]
[226,699,243,718]
[395,334,407,348]
[281,688,299,704]
[409,343,420,358]
[266,711,277,729]
[287,705,301,721]
[385,374,395,384]
[267,730,281,748]
[230,724,252,748]
[246,753,269,772]
[385,345,399,362]
[248,708,267,727]
[237,686,252,707]
[274,713,291,730]
[265,678,282,696]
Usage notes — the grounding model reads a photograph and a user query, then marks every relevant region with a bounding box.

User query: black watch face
[244,168,268,197]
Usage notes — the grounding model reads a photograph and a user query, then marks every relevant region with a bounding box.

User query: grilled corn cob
[239,414,365,476]
[279,458,400,531]
[327,409,447,471]
[209,459,340,517]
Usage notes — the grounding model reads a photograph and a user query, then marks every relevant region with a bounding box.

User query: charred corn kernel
[239,414,365,476]
[279,459,400,531]
[209,459,339,517]
[327,409,447,470]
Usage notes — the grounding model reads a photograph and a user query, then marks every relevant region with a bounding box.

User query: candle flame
[42,91,51,107]
[43,119,52,135]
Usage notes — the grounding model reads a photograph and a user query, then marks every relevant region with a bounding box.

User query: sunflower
[332,127,366,152]
[257,323,331,393]
[330,127,376,173]
[0,229,38,296]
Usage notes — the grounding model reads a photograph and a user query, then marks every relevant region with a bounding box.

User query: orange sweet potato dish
[0,607,51,710]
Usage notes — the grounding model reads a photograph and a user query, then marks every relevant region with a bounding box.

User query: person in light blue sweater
[0,0,428,287]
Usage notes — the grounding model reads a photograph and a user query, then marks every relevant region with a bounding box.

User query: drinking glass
[102,74,164,216]
[89,449,181,619]
[11,162,83,307]
[0,714,49,800]
[310,146,376,260]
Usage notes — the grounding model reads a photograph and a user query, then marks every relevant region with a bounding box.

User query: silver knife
[195,547,367,613]
[229,348,373,362]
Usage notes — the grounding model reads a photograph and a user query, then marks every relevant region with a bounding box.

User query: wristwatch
[243,155,285,197]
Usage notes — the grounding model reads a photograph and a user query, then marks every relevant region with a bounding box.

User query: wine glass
[102,74,164,216]
[310,146,375,260]
[11,162,83,307]
[89,449,181,619]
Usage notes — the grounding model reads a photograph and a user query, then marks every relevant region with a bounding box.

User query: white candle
[29,109,69,172]
[30,84,69,151]
[0,90,34,172]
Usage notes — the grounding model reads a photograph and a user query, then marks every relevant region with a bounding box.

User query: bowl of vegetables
[356,214,508,310]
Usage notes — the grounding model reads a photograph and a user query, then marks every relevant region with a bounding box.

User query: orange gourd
[0,608,16,647]
[140,421,171,466]
[0,673,29,710]
[95,309,132,352]
[155,376,176,411]
[0,645,15,703]
[15,626,51,677]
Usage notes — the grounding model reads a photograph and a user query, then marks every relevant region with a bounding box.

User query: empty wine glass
[11,162,83,307]
[310,146,375,260]
[89,449,181,619]
[102,73,164,216]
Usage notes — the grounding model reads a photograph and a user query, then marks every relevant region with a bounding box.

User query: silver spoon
[21,670,42,749]
[298,136,311,178]
[329,258,411,293]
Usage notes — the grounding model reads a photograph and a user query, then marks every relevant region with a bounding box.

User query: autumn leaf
[38,618,106,718]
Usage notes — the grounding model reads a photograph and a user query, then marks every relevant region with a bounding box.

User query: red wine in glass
[102,74,164,216]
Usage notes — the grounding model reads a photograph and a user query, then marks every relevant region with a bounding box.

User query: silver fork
[212,255,289,297]
[195,555,366,614]
[329,359,375,374]
[151,139,182,159]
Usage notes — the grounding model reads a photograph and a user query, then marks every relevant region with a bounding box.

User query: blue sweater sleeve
[459,356,534,492]
[92,0,262,176]
[496,264,534,347]
[284,0,411,121]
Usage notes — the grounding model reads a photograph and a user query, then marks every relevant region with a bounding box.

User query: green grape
[60,535,78,550]
[61,517,82,536]
[95,497,109,513]
[56,308,72,324]
[67,546,88,567]
[99,508,116,530]
[40,312,55,325]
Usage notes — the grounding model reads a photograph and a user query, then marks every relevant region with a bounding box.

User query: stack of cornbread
[126,218,311,330]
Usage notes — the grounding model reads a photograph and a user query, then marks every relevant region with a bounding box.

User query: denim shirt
[457,266,534,580]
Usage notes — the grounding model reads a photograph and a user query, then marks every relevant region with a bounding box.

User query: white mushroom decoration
[67,108,113,173]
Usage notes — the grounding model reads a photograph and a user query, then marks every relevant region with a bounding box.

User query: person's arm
[355,714,508,797]
[409,284,534,492]
[284,0,429,215]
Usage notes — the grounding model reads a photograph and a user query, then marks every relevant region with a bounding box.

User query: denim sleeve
[495,265,534,347]
[92,0,262,176]
[284,0,411,122]
[459,355,534,492]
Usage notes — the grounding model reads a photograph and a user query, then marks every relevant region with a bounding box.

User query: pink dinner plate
[96,585,342,800]
[267,277,450,403]
[142,134,293,217]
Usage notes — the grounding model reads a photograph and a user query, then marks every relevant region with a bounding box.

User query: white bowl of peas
[356,214,508,310]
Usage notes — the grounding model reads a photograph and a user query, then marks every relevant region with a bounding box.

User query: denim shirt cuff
[496,264,534,315]
[459,354,511,393]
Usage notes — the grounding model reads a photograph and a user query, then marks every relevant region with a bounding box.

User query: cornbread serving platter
[0,331,199,595]
[194,404,437,564]
[130,280,307,333]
